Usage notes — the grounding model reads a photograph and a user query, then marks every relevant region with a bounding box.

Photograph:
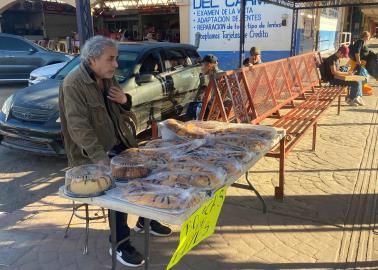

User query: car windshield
[53,51,138,82]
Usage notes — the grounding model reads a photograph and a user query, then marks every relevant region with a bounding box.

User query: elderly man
[59,36,171,268]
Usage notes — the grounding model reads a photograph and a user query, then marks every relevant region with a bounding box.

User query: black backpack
[318,60,332,82]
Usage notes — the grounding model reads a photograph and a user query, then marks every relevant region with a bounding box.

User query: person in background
[155,33,162,42]
[243,58,253,67]
[145,32,155,42]
[349,31,371,71]
[323,45,364,106]
[186,54,223,120]
[59,36,172,268]
[249,47,262,65]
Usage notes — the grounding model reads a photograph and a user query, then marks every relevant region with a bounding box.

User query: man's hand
[107,86,127,104]
[96,158,110,167]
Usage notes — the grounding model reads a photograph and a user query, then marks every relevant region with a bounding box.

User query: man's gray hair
[80,36,118,66]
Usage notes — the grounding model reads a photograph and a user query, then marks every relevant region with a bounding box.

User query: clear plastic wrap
[187,120,277,140]
[111,148,170,181]
[64,164,113,197]
[143,138,205,152]
[183,148,246,177]
[144,164,226,190]
[195,143,256,163]
[209,135,270,153]
[159,119,277,141]
[106,182,205,213]
[159,119,209,140]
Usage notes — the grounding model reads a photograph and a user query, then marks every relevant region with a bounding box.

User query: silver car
[29,62,68,86]
[0,33,70,83]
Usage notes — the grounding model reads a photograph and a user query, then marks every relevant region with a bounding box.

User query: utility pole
[239,0,246,68]
[75,0,94,47]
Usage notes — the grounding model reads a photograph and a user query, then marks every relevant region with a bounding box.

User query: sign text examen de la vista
[193,0,267,9]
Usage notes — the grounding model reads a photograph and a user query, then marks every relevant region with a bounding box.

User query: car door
[0,37,18,80]
[124,49,167,133]
[160,48,201,117]
[1,37,43,80]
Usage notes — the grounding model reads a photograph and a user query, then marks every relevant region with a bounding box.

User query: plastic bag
[65,164,113,197]
[173,153,243,179]
[106,182,205,212]
[158,119,209,140]
[134,169,226,190]
[111,148,171,181]
[143,138,205,152]
[210,135,270,153]
[159,119,277,142]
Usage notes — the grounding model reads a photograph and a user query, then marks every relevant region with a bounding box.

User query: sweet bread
[143,138,204,153]
[69,176,112,195]
[164,119,208,139]
[144,139,184,149]
[65,165,112,196]
[145,171,223,189]
[186,121,275,139]
[111,148,169,180]
[213,136,267,152]
[120,182,202,209]
[197,144,253,163]
[183,153,242,177]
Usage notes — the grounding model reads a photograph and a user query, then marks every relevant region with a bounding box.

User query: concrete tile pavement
[1,63,378,270]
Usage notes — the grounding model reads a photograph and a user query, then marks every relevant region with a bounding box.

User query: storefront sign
[166,187,227,270]
[319,8,339,51]
[189,0,292,69]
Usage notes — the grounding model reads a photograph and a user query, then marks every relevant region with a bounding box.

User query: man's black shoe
[134,220,172,237]
[109,244,145,267]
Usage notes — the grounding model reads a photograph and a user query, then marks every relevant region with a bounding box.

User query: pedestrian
[145,32,155,42]
[322,44,364,106]
[249,47,262,65]
[59,36,172,268]
[186,54,223,120]
[65,35,73,54]
[349,31,371,71]
[243,57,253,67]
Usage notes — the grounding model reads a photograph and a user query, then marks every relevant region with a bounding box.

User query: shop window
[0,37,33,51]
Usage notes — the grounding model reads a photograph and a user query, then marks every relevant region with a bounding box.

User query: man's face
[252,54,261,64]
[89,46,118,79]
[201,62,215,74]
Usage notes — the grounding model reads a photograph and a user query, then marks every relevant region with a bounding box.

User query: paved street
[1,54,378,269]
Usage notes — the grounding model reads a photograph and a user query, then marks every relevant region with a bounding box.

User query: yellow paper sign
[166,187,227,270]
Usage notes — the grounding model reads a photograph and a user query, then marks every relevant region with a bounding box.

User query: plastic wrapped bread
[183,148,245,178]
[111,148,170,181]
[210,135,269,153]
[159,119,277,141]
[64,164,113,197]
[106,182,204,212]
[141,167,226,190]
[143,138,205,152]
[187,120,277,140]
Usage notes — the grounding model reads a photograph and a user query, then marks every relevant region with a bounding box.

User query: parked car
[29,62,68,86]
[0,42,202,155]
[0,33,71,83]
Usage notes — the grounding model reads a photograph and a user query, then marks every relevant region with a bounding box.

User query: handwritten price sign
[166,187,227,270]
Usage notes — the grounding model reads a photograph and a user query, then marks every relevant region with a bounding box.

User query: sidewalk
[1,68,378,269]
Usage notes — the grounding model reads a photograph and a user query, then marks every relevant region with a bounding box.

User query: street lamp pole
[75,0,94,47]
[239,0,246,68]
